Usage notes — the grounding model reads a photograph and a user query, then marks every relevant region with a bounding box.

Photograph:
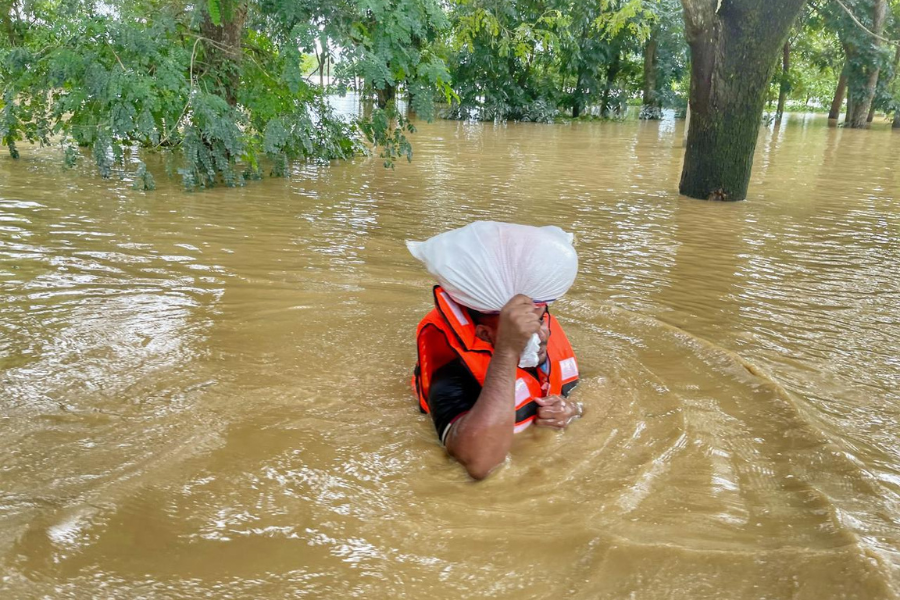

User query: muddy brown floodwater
[1,112,900,599]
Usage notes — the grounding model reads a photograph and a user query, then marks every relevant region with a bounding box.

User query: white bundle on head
[407,221,579,367]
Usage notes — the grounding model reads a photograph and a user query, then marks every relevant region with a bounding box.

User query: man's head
[470,304,550,365]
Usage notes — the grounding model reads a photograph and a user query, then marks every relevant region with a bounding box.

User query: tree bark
[376,84,396,109]
[572,68,585,118]
[601,52,621,117]
[892,46,900,129]
[775,40,790,122]
[829,63,848,122]
[641,34,662,119]
[1,0,19,45]
[199,1,248,106]
[678,0,806,201]
[878,45,900,126]
[847,0,887,128]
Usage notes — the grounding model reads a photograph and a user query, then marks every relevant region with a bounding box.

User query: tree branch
[833,0,900,46]
[109,45,126,70]
[155,36,202,149]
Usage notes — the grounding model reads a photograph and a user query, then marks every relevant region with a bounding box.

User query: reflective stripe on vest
[413,285,579,433]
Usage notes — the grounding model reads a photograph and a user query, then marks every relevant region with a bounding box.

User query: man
[413,287,582,480]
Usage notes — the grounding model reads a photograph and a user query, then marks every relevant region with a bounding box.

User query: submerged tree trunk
[829,63,848,122]
[601,52,621,117]
[376,84,396,109]
[406,82,416,115]
[572,68,585,118]
[679,0,806,201]
[641,34,662,120]
[878,45,900,126]
[199,1,248,106]
[847,0,887,128]
[775,41,790,122]
[893,47,900,129]
[571,28,591,118]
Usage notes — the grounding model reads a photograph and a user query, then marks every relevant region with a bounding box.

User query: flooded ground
[1,112,899,599]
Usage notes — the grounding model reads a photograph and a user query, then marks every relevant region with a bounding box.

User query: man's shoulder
[428,358,482,401]
[430,359,483,398]
[432,358,472,380]
[427,358,482,444]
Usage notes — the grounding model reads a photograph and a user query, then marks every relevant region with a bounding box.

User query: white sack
[407,221,578,368]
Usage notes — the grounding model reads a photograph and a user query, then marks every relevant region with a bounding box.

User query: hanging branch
[155,36,202,148]
[832,0,900,46]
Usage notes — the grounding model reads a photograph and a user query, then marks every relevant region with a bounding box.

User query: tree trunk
[846,95,853,124]
[407,81,417,116]
[199,1,248,107]
[829,63,848,122]
[1,0,19,45]
[679,0,806,201]
[376,84,396,109]
[775,40,790,122]
[892,47,900,129]
[641,34,662,120]
[601,52,621,117]
[572,68,585,118]
[867,100,877,123]
[877,45,900,126]
[847,0,887,128]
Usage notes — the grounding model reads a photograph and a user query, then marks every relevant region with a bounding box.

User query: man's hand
[535,396,583,429]
[495,295,544,357]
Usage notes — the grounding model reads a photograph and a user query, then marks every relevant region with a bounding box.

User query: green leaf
[207,0,222,26]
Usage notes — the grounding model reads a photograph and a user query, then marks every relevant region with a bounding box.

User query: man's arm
[444,296,542,480]
[444,347,519,480]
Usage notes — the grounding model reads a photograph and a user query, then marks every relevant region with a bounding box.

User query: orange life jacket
[413,285,579,433]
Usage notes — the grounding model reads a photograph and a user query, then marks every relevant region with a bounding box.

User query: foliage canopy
[3,0,900,190]
[0,0,451,188]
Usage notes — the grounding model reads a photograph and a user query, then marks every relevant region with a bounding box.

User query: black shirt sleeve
[427,359,482,444]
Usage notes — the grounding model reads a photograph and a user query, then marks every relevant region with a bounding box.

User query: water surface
[1,113,899,599]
